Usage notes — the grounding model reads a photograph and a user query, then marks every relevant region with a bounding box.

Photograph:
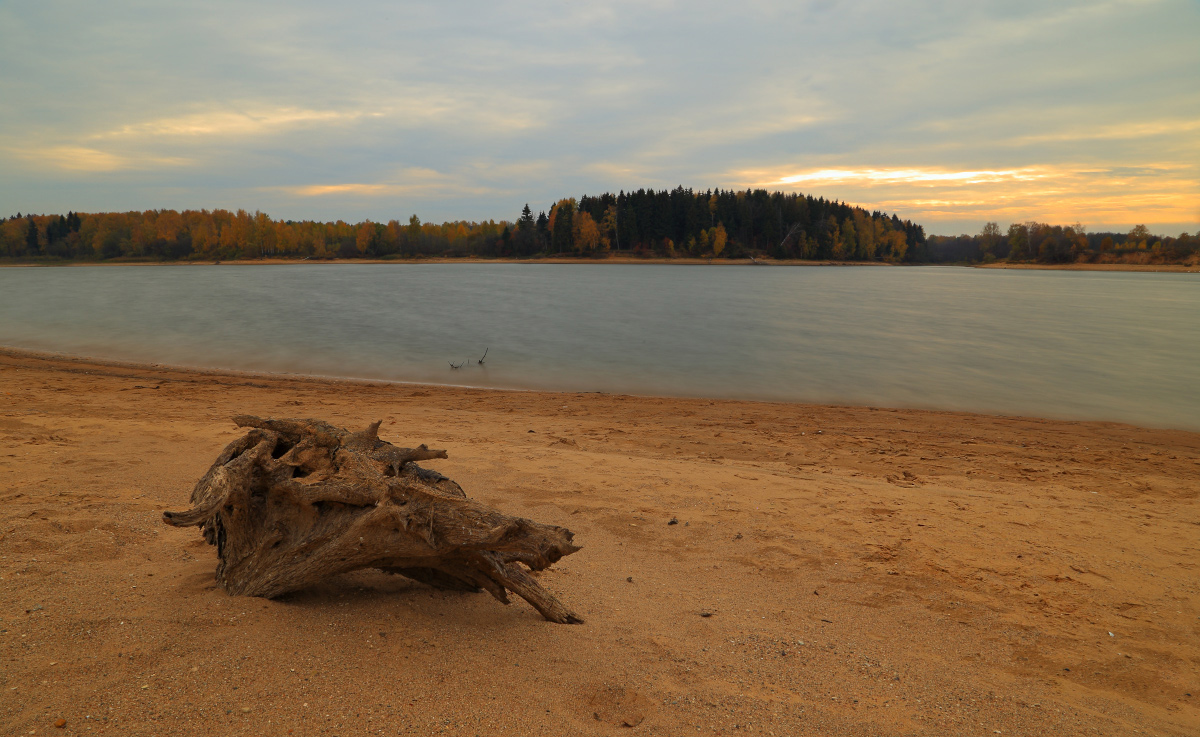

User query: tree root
[163,416,583,623]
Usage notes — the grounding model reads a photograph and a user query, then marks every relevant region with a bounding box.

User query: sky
[1,0,1197,236]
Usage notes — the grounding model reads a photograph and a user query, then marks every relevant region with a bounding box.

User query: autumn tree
[1007,223,1029,261]
[711,223,727,258]
[600,205,618,251]
[1128,224,1150,250]
[977,221,1001,261]
[254,211,276,257]
[356,220,376,256]
[882,229,908,261]
[836,218,857,260]
[573,211,601,253]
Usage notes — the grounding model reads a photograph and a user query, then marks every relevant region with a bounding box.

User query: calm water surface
[1,264,1196,429]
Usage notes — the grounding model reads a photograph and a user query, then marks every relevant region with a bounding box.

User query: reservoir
[1,263,1196,429]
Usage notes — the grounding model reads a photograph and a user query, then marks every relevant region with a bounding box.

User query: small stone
[626,576,633,583]
[699,610,714,618]
[53,719,66,729]
[668,518,678,525]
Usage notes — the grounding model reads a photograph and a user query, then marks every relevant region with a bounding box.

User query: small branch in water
[449,360,465,369]
[478,347,488,365]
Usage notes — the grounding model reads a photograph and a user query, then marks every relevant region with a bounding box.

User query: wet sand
[1,348,1197,735]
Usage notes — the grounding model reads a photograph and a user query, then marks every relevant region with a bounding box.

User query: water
[1,263,1196,429]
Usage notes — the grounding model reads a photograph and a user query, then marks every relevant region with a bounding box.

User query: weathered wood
[163,416,582,623]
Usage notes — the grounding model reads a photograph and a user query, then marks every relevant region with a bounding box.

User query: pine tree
[25,217,39,254]
[550,199,575,253]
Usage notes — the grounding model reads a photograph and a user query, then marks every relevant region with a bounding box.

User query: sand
[1,348,1197,736]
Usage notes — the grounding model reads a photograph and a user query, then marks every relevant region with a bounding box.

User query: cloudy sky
[2,0,1197,235]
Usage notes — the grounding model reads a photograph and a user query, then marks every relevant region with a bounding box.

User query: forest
[0,188,922,263]
[926,222,1200,266]
[2,188,1195,265]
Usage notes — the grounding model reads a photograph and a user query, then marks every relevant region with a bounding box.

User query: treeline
[0,187,925,263]
[927,222,1200,265]
[510,188,923,261]
[0,209,508,261]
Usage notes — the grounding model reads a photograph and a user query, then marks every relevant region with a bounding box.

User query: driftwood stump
[163,416,582,623]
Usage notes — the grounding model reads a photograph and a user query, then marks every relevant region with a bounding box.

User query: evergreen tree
[535,211,549,251]
[550,199,575,253]
[25,217,39,254]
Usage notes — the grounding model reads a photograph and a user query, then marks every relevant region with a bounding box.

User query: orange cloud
[776,167,1046,186]
[731,164,1198,232]
[275,167,495,199]
[11,145,190,172]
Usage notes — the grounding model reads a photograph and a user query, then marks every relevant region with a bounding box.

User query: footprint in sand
[885,471,923,487]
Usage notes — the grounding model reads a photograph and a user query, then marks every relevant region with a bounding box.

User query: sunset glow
[744,163,1199,232]
[776,168,1045,186]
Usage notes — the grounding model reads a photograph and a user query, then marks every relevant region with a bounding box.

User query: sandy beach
[1,348,1197,736]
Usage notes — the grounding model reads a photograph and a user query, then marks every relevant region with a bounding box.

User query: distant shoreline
[973,262,1198,273]
[1,256,1196,272]
[0,256,889,268]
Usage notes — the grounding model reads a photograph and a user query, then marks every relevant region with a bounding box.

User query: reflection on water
[1,264,1196,429]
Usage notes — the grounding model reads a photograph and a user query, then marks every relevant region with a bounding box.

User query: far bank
[2,255,1197,272]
